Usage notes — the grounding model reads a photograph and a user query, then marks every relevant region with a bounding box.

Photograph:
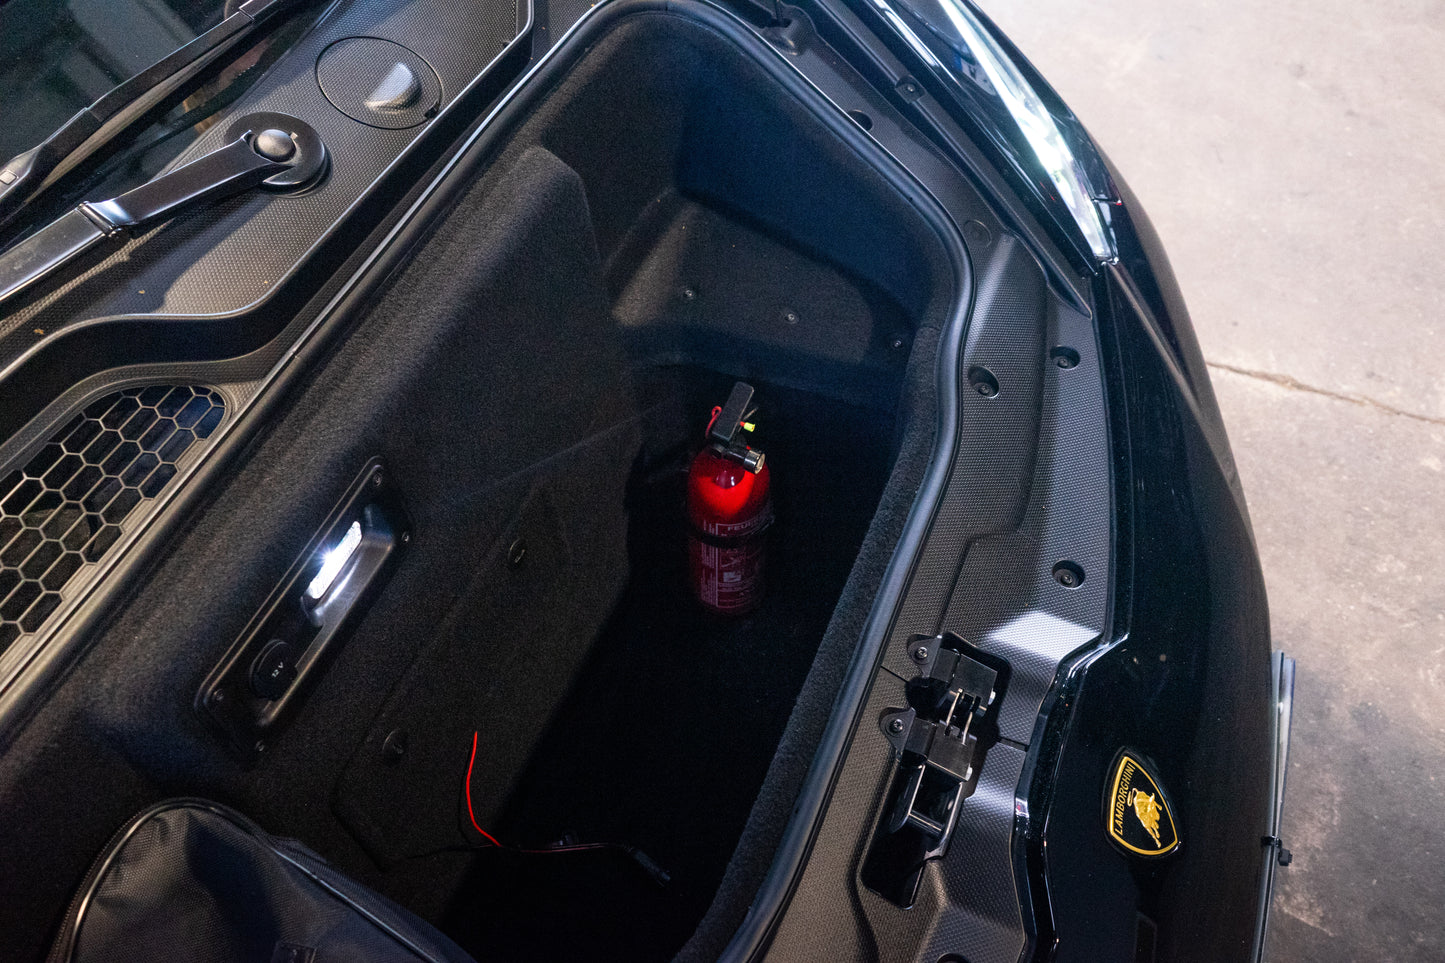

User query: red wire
[464,731,502,848]
[456,734,667,885]
[464,731,614,856]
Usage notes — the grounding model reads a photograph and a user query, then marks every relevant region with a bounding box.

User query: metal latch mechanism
[861,632,1006,907]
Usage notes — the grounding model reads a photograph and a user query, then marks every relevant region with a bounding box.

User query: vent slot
[0,386,225,654]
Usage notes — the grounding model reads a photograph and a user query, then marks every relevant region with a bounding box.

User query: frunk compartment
[319,10,957,962]
[353,14,956,956]
[1,7,957,963]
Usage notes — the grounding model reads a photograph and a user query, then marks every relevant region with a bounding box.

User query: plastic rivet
[1052,561,1085,589]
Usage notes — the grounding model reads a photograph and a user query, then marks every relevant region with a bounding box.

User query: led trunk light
[305,519,362,603]
[198,459,409,759]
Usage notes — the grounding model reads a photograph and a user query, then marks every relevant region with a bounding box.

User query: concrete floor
[976,1,1445,959]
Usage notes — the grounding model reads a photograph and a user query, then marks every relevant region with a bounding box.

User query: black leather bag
[46,799,475,963]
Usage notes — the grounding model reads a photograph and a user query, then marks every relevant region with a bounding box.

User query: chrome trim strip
[1252,650,1296,961]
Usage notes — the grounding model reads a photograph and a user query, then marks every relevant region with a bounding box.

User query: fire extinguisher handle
[708,382,756,446]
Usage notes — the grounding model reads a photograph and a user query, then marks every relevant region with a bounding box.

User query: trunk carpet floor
[441,385,894,961]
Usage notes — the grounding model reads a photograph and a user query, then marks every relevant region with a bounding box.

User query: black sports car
[0,0,1294,960]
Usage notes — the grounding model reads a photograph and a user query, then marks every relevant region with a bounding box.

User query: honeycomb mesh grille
[0,386,225,655]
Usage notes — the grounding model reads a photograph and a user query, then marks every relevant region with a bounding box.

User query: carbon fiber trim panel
[870,231,1111,746]
[766,669,1026,963]
[764,218,1106,963]
[873,235,1045,673]
[905,745,1027,963]
[936,297,1111,744]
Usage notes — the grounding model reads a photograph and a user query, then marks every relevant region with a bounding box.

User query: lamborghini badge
[1105,750,1180,857]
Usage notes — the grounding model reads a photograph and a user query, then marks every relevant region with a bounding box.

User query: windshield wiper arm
[0,0,305,232]
[0,119,327,309]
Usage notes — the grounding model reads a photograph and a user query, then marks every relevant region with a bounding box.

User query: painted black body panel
[1020,258,1274,962]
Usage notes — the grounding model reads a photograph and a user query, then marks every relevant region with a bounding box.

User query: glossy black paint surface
[1018,257,1274,962]
[1099,164,1237,486]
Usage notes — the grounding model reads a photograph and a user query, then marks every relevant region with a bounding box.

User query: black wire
[394,838,672,888]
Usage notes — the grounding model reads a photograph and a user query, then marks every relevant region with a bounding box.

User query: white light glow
[305,520,362,602]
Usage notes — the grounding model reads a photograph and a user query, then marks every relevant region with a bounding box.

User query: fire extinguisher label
[699,513,770,539]
[689,534,765,613]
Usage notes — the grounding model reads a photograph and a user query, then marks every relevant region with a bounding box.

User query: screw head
[912,644,931,662]
[1050,347,1081,370]
[508,538,527,568]
[975,381,997,397]
[254,740,266,754]
[372,474,383,487]
[401,531,411,544]
[682,287,697,301]
[782,310,800,324]
[888,717,905,734]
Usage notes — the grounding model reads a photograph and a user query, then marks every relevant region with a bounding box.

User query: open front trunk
[0,11,958,963]
[311,15,955,958]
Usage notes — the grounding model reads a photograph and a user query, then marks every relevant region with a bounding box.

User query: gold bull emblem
[1127,788,1163,847]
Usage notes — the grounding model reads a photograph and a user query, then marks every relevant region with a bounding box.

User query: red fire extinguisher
[688,382,773,615]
